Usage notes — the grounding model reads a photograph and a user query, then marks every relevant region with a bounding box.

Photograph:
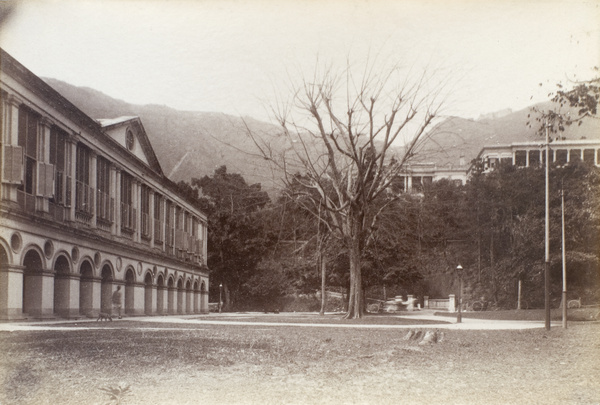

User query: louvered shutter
[2,145,24,184]
[45,163,55,197]
[37,162,55,197]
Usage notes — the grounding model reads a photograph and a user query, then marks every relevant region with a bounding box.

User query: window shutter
[2,145,24,184]
[45,163,55,198]
[36,162,55,197]
[13,146,24,184]
[65,176,72,207]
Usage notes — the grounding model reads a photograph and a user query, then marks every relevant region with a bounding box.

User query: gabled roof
[98,116,164,176]
[1,47,101,133]
[97,116,138,127]
[1,47,203,217]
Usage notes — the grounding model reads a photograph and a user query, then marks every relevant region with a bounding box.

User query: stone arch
[51,250,73,273]
[22,248,47,317]
[53,253,73,317]
[0,238,12,266]
[193,280,199,314]
[100,263,114,313]
[21,244,45,268]
[53,254,70,274]
[167,276,175,314]
[125,268,135,315]
[79,255,95,274]
[0,243,12,318]
[200,281,207,313]
[79,259,95,316]
[144,271,153,315]
[185,278,192,314]
[176,277,184,314]
[156,273,165,314]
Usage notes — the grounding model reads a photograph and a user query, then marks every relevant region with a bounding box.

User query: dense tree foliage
[187,166,273,310]
[179,159,598,313]
[454,162,600,308]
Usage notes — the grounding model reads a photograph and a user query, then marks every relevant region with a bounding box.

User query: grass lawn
[184,312,451,325]
[0,314,598,404]
[434,307,600,321]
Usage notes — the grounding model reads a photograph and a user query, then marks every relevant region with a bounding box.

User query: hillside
[43,78,283,189]
[43,78,600,188]
[413,104,600,167]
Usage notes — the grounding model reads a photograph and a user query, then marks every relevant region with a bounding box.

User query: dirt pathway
[0,311,550,331]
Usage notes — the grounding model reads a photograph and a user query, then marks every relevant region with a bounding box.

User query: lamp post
[457,264,463,323]
[561,186,567,329]
[219,283,223,313]
[544,121,551,330]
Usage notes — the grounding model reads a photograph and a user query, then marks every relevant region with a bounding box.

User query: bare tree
[246,59,445,318]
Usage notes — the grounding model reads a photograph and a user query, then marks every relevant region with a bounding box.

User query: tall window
[191,216,197,237]
[175,206,182,230]
[120,172,135,231]
[183,210,189,233]
[97,156,112,223]
[154,193,163,243]
[191,216,200,257]
[75,143,92,214]
[49,127,66,204]
[18,106,39,195]
[174,206,184,252]
[165,200,174,250]
[141,184,151,238]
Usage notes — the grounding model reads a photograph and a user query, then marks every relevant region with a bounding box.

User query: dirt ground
[0,315,598,404]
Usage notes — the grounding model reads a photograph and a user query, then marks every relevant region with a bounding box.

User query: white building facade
[475,139,600,173]
[0,49,209,320]
[396,162,469,193]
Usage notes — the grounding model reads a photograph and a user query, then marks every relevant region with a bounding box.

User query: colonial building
[474,139,600,173]
[396,138,600,193]
[396,160,469,193]
[0,48,209,320]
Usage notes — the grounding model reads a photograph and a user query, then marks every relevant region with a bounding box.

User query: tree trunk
[344,219,364,319]
[224,285,231,311]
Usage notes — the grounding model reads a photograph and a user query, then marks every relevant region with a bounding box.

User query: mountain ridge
[43,78,600,189]
[43,77,283,189]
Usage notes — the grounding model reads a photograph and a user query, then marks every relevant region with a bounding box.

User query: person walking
[112,286,122,319]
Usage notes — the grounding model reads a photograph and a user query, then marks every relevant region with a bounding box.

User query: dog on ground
[97,312,113,322]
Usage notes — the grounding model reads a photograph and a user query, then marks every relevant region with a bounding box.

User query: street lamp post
[219,283,223,313]
[544,122,551,330]
[561,187,567,329]
[457,264,463,323]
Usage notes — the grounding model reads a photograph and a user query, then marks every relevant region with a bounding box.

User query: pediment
[98,116,164,176]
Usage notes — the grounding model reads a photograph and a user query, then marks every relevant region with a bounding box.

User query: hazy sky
[1,0,598,122]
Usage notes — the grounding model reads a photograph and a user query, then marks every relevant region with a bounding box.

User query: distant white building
[0,48,209,320]
[474,139,600,173]
[396,161,469,193]
[398,138,600,193]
